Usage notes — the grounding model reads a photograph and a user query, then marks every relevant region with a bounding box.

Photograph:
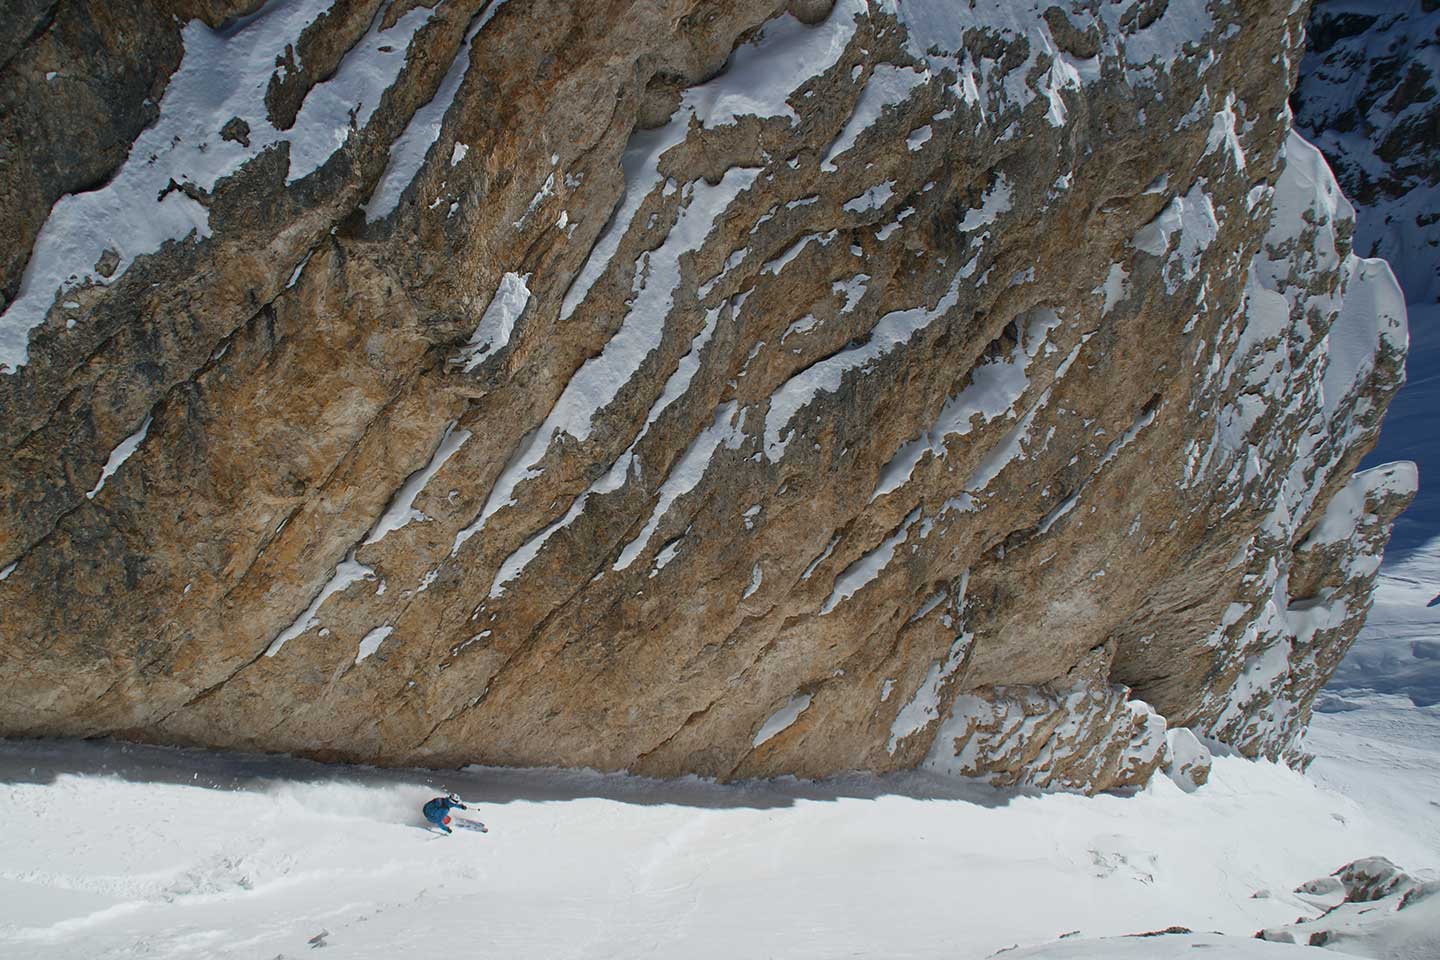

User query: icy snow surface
[820,65,930,173]
[1204,92,1248,172]
[265,551,376,657]
[752,693,813,746]
[1332,300,1440,709]
[85,416,152,500]
[1004,933,1343,958]
[742,562,763,597]
[363,422,471,545]
[1133,183,1219,293]
[365,9,491,222]
[354,626,393,664]
[889,633,971,753]
[842,181,895,213]
[453,272,532,372]
[957,175,1013,232]
[820,509,920,615]
[1,697,1435,959]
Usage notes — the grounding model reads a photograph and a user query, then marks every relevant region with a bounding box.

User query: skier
[422,791,468,834]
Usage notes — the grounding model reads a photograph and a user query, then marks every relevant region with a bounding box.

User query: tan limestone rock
[0,0,1415,793]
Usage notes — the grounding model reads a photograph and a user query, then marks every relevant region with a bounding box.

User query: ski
[452,818,488,833]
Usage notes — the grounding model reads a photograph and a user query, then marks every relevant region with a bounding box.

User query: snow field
[2,714,1436,960]
[1308,694,1440,861]
[1336,544,1440,709]
[1005,934,1341,958]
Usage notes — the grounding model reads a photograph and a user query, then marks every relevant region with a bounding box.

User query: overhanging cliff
[0,0,1414,791]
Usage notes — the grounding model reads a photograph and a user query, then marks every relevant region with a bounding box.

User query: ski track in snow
[0,706,1435,959]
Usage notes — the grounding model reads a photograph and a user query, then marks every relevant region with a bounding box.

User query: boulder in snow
[1162,728,1212,792]
[1257,857,1440,955]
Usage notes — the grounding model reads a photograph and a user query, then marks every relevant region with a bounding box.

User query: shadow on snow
[0,735,1052,812]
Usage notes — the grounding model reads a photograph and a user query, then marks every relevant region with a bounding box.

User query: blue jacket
[423,796,466,821]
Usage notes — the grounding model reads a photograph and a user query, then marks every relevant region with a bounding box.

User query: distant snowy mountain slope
[1295,1,1440,708]
[1329,304,1440,706]
[1294,0,1440,305]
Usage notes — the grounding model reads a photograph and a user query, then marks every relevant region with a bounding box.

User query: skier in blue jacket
[423,792,467,834]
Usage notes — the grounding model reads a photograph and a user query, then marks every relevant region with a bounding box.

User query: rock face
[0,0,1415,790]
[925,644,1170,792]
[1294,0,1440,304]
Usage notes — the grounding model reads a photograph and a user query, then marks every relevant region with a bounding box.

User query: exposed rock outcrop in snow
[1163,727,1211,791]
[1007,856,1440,957]
[926,645,1169,792]
[0,0,1415,790]
[1002,932,1348,959]
[1258,856,1440,956]
[1110,132,1412,769]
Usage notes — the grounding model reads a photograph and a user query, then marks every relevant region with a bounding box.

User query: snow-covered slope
[2,708,1436,959]
[1006,936,1349,959]
[1294,0,1440,305]
[1333,537,1440,706]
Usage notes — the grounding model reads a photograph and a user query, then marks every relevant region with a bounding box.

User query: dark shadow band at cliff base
[0,734,1077,811]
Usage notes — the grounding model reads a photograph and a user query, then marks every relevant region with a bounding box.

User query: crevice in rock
[632,695,724,770]
[2,233,342,573]
[0,2,60,76]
